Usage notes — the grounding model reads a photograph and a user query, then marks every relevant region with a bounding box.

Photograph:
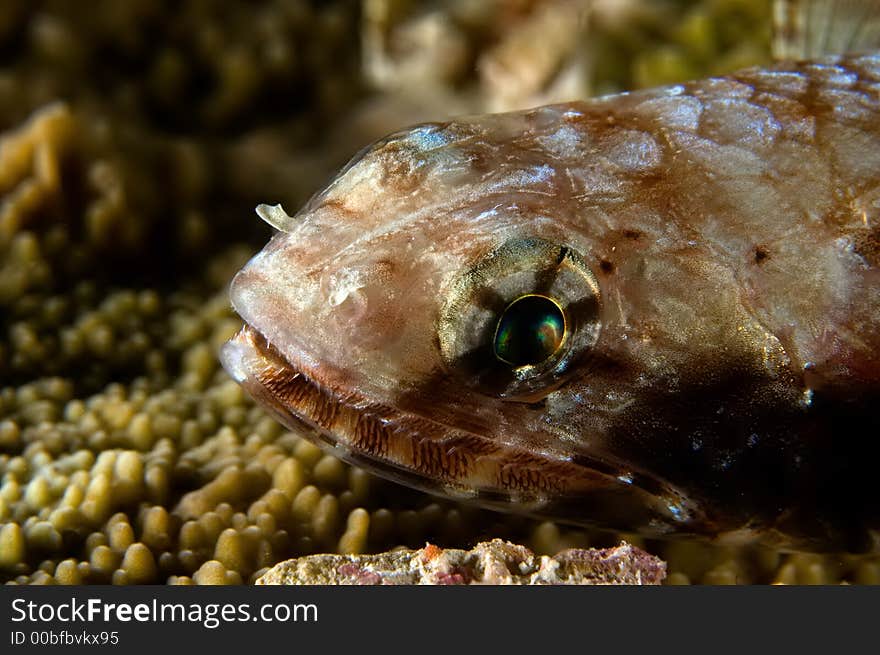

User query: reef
[1,0,879,585]
[256,540,666,585]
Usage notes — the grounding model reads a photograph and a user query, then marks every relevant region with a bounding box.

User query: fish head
[222,105,802,544]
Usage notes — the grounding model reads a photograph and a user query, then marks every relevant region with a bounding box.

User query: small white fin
[773,0,880,59]
[255,203,294,232]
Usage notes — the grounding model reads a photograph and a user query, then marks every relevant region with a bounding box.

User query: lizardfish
[223,2,880,552]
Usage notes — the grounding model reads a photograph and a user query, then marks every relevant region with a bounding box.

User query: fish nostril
[321,257,398,308]
[324,267,366,307]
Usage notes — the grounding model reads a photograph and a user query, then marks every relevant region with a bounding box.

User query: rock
[256,539,665,585]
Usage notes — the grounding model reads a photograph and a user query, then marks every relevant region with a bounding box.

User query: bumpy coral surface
[1,0,878,585]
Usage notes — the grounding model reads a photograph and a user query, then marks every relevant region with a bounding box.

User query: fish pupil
[493,295,565,367]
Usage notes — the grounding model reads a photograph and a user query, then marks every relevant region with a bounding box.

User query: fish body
[223,52,880,553]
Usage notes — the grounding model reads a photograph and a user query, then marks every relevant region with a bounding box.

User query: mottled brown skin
[223,54,880,552]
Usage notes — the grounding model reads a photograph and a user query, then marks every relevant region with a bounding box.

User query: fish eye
[494,295,566,367]
[438,237,600,399]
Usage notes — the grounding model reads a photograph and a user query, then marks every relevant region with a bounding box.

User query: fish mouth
[221,324,707,536]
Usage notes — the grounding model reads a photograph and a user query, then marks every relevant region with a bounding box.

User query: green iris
[493,295,566,367]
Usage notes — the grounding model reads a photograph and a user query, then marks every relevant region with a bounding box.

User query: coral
[256,539,666,585]
[0,0,878,586]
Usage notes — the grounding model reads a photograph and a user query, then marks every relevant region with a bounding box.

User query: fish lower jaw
[221,324,558,502]
[221,324,707,537]
[222,325,464,481]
